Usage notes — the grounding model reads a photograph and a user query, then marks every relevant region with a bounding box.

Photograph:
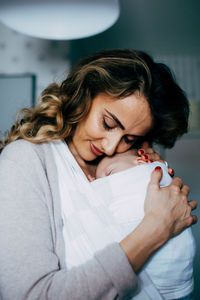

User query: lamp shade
[0,0,120,40]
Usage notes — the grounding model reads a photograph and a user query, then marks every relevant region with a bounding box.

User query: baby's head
[96,149,139,179]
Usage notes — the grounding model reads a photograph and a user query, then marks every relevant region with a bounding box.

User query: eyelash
[124,136,135,145]
[103,118,135,145]
[103,119,113,131]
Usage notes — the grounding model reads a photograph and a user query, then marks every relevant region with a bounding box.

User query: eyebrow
[105,109,145,138]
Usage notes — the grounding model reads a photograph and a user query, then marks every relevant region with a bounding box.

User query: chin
[85,155,104,165]
[79,149,95,162]
[79,143,104,163]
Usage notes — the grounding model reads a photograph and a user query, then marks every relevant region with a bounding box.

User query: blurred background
[0,0,199,298]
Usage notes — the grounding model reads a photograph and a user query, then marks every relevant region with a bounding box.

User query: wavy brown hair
[0,49,189,152]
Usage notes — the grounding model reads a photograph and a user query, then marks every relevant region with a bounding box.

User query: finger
[187,215,198,226]
[149,166,163,186]
[147,153,162,162]
[171,177,183,188]
[141,154,149,161]
[138,149,145,156]
[136,158,147,164]
[181,184,190,195]
[145,148,155,154]
[188,200,198,210]
[168,168,175,177]
[191,215,198,225]
[138,161,147,165]
[138,147,154,156]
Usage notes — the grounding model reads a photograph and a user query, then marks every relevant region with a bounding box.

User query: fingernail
[142,154,148,160]
[155,166,161,171]
[138,149,144,155]
[169,168,175,177]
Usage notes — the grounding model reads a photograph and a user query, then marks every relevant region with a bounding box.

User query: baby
[92,149,196,300]
[96,148,146,178]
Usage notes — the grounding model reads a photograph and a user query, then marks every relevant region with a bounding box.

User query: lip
[90,142,104,156]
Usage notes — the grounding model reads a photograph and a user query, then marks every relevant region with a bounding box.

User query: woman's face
[68,92,153,162]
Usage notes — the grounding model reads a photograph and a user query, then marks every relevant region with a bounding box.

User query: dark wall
[69,0,200,65]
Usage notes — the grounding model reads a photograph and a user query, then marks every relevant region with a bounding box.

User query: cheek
[87,123,102,139]
[86,114,103,139]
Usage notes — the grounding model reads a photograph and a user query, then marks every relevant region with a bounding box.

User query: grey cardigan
[0,140,138,300]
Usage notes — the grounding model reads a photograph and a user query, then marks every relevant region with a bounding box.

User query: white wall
[0,22,70,99]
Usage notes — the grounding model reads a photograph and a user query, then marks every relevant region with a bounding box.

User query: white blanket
[51,140,195,299]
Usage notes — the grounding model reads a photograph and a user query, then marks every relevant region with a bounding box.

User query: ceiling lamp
[0,0,120,40]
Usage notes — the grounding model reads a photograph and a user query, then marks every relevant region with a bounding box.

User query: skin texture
[68,92,153,180]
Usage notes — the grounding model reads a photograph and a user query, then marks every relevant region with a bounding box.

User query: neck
[68,141,99,180]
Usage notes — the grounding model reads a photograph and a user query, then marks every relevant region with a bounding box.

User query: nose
[101,133,122,156]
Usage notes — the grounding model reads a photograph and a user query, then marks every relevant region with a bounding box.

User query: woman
[0,49,197,299]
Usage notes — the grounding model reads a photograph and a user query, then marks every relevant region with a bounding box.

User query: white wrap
[51,140,195,299]
[92,160,196,299]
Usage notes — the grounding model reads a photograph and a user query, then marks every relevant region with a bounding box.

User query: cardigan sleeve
[0,141,138,300]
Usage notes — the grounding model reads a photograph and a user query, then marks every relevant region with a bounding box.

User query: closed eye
[103,111,145,146]
[124,135,144,146]
[124,135,135,145]
[102,118,115,130]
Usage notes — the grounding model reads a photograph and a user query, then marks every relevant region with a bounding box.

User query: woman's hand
[137,141,174,177]
[120,166,197,273]
[144,166,198,238]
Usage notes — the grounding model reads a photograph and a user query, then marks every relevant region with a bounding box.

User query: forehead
[92,92,153,135]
